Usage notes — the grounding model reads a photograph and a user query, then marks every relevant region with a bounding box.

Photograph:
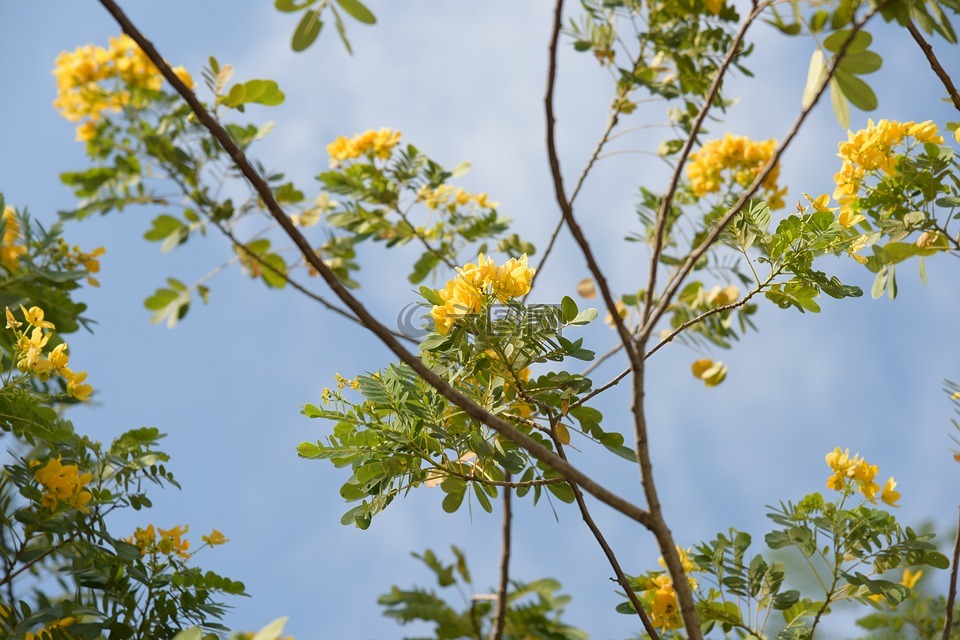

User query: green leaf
[829,77,850,129]
[823,29,872,54]
[871,267,888,299]
[275,0,316,10]
[172,629,203,640]
[292,9,323,52]
[220,80,286,109]
[335,0,376,24]
[835,69,877,111]
[802,49,826,109]
[570,308,598,326]
[560,296,578,323]
[253,618,289,640]
[838,50,882,75]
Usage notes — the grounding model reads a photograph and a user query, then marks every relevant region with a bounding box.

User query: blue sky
[2,1,960,638]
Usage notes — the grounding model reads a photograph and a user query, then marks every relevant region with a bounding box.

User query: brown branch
[97,0,652,528]
[548,430,661,639]
[545,0,641,369]
[529,104,622,295]
[906,21,960,114]
[489,477,511,640]
[641,1,767,328]
[944,504,960,640]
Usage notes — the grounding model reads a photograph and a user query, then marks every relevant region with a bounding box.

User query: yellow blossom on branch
[326,128,402,168]
[52,34,192,138]
[34,457,93,513]
[686,133,787,209]
[1,206,27,269]
[202,529,229,546]
[833,118,944,209]
[429,254,535,335]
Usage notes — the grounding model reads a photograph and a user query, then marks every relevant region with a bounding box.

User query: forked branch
[97,0,653,528]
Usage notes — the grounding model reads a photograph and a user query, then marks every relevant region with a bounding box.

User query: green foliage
[378,548,587,640]
[0,202,246,638]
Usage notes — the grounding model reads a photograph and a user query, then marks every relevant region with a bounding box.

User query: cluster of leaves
[298,294,633,529]
[318,146,522,287]
[274,0,377,54]
[0,200,248,638]
[849,140,960,300]
[569,0,749,134]
[378,547,587,640]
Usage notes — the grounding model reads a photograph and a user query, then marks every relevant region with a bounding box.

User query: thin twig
[97,0,652,528]
[641,1,767,329]
[548,430,661,639]
[545,0,641,368]
[906,21,960,114]
[943,505,960,640]
[489,477,512,640]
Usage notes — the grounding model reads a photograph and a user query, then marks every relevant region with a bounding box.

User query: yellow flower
[127,524,158,553]
[34,457,93,513]
[171,65,194,90]
[704,0,723,14]
[20,305,55,330]
[691,358,727,386]
[881,477,900,506]
[202,529,229,546]
[834,119,944,206]
[64,368,93,402]
[687,133,786,209]
[901,568,922,589]
[1,206,27,269]
[604,300,628,327]
[157,525,191,558]
[492,254,534,301]
[326,128,401,168]
[704,284,738,307]
[658,546,697,574]
[5,306,22,330]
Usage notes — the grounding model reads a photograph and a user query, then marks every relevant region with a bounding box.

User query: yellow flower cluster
[326,128,402,168]
[643,546,698,631]
[127,524,193,558]
[825,447,900,506]
[1,207,27,270]
[321,373,360,405]
[430,254,535,335]
[833,119,944,208]
[686,133,787,209]
[5,305,93,401]
[23,617,77,640]
[56,241,106,287]
[415,184,499,212]
[52,34,193,138]
[34,456,93,513]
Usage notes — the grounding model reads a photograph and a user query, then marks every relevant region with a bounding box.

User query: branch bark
[943,504,960,640]
[489,478,511,640]
[906,21,960,114]
[96,0,652,528]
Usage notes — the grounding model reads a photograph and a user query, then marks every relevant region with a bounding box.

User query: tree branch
[545,0,641,369]
[906,21,960,114]
[489,478,511,640]
[548,430,661,639]
[97,0,652,528]
[943,504,960,640]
